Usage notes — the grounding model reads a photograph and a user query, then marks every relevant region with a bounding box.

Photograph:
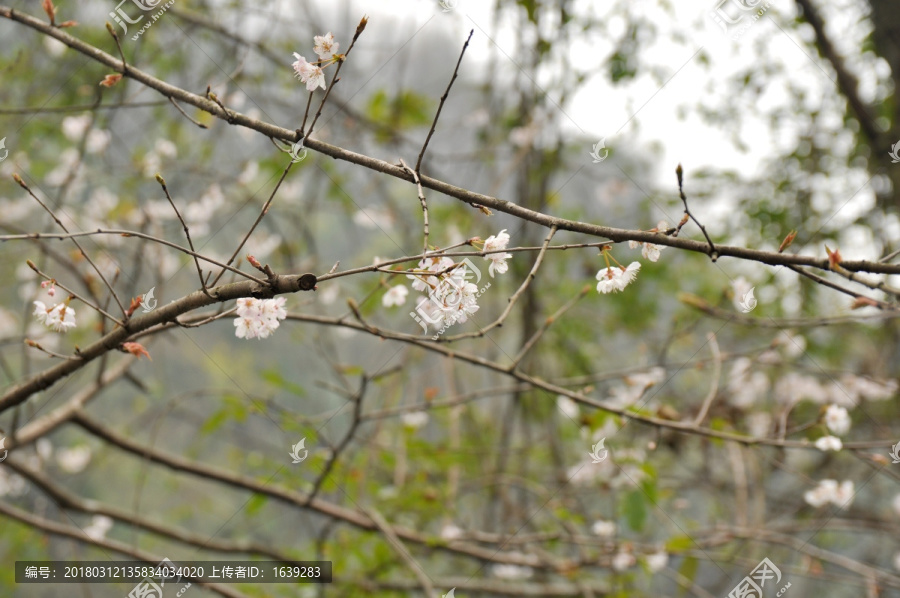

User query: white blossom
[775,330,806,358]
[155,138,178,158]
[611,551,636,571]
[483,229,512,277]
[556,396,579,420]
[0,469,27,497]
[313,32,339,60]
[0,307,17,338]
[36,438,53,462]
[353,208,394,231]
[440,523,463,540]
[804,479,854,508]
[61,114,91,141]
[237,160,259,185]
[814,435,842,452]
[591,519,616,537]
[746,412,771,438]
[401,411,428,429]
[233,297,287,340]
[492,564,533,579]
[727,357,769,409]
[824,404,851,436]
[33,301,76,332]
[646,550,668,572]
[408,256,454,292]
[774,372,824,405]
[292,53,326,91]
[84,515,114,541]
[382,285,408,307]
[57,446,91,473]
[43,36,67,56]
[844,375,898,402]
[731,276,753,312]
[85,129,111,154]
[596,261,640,294]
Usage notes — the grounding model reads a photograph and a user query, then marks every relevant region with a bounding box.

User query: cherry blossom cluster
[627,220,668,263]
[381,230,511,335]
[409,259,484,332]
[32,299,76,332]
[596,220,671,294]
[233,297,287,340]
[291,33,340,91]
[803,479,855,508]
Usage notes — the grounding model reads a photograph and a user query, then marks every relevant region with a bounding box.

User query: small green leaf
[665,535,695,552]
[678,557,699,596]
[261,368,306,397]
[245,493,268,516]
[621,488,647,531]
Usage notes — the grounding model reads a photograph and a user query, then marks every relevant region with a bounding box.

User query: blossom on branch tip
[407,256,454,292]
[292,53,326,91]
[804,479,854,508]
[313,32,339,60]
[824,404,851,435]
[33,301,76,332]
[483,229,512,277]
[595,261,640,294]
[628,239,664,262]
[814,435,842,451]
[382,284,408,307]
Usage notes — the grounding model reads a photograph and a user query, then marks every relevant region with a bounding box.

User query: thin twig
[3,229,266,284]
[787,265,894,309]
[24,339,82,361]
[306,16,368,138]
[510,285,590,368]
[174,307,237,328]
[5,9,900,277]
[364,507,435,598]
[210,161,295,287]
[104,22,127,72]
[14,174,128,318]
[399,158,429,259]
[415,29,473,173]
[693,332,722,425]
[168,96,207,128]
[156,174,210,296]
[26,262,125,327]
[305,375,368,506]
[675,163,717,261]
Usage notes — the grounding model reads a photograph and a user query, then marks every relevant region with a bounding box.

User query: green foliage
[365,89,433,143]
